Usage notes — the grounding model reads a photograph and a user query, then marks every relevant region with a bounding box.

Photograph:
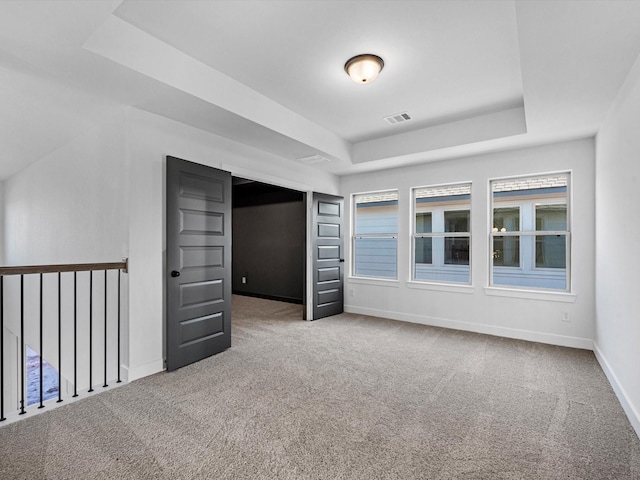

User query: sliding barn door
[311,193,344,320]
[166,156,232,371]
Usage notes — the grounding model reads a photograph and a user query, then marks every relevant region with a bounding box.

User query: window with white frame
[352,190,398,279]
[412,183,471,284]
[490,173,570,291]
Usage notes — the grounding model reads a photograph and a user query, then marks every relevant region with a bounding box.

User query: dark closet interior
[232,178,305,304]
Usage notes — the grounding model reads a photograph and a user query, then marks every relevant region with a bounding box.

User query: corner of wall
[121,359,165,383]
[595,48,640,441]
[600,50,640,132]
[593,342,640,439]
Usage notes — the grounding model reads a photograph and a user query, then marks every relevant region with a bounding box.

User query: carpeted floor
[1,294,639,479]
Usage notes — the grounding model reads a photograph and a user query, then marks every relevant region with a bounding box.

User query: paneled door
[311,193,344,320]
[166,156,231,371]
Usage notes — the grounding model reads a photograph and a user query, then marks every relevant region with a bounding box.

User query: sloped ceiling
[1,0,640,179]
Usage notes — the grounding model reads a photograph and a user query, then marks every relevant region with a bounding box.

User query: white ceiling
[114,0,525,143]
[1,0,640,180]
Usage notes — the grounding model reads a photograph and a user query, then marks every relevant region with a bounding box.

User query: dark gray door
[311,193,344,320]
[166,156,231,371]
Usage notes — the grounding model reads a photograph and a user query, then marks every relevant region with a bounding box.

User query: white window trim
[411,182,472,286]
[407,281,475,294]
[484,286,576,303]
[351,189,399,280]
[488,171,572,293]
[347,276,400,287]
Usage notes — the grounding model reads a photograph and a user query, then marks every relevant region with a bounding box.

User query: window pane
[492,174,568,196]
[415,212,432,234]
[415,264,470,284]
[492,235,519,267]
[354,192,398,235]
[536,234,566,268]
[536,204,567,231]
[415,184,471,200]
[354,237,397,278]
[444,210,469,232]
[414,237,432,264]
[353,191,399,279]
[445,237,469,265]
[493,207,519,232]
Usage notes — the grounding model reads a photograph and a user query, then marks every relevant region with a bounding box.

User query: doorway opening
[166,156,345,371]
[232,177,306,317]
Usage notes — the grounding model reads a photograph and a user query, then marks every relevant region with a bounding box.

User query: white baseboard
[344,305,593,350]
[593,342,640,439]
[123,359,165,382]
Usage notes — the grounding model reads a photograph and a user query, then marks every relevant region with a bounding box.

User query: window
[352,190,398,279]
[412,183,471,284]
[490,173,570,291]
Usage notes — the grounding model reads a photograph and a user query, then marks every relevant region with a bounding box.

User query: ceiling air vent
[384,112,412,125]
[297,154,330,165]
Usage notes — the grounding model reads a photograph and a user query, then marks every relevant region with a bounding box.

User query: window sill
[347,276,400,288]
[407,281,475,294]
[484,286,576,303]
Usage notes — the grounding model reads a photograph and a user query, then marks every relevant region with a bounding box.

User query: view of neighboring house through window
[352,190,399,279]
[490,173,570,291]
[412,183,471,284]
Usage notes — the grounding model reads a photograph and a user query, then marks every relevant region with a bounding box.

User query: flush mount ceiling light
[344,54,384,84]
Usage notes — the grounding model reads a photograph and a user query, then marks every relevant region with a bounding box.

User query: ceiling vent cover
[384,112,412,125]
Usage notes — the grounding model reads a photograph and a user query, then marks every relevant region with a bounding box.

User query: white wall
[340,138,596,349]
[4,111,128,266]
[594,54,640,437]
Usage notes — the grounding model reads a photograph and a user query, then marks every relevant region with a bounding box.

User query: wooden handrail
[0,259,128,276]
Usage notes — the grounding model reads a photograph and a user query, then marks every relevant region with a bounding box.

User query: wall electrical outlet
[349,289,355,297]
[561,310,570,322]
[241,276,247,284]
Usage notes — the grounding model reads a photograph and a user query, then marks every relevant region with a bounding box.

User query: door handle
[171,270,181,277]
[339,259,345,263]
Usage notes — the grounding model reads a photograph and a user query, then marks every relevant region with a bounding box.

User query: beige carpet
[1,294,639,479]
